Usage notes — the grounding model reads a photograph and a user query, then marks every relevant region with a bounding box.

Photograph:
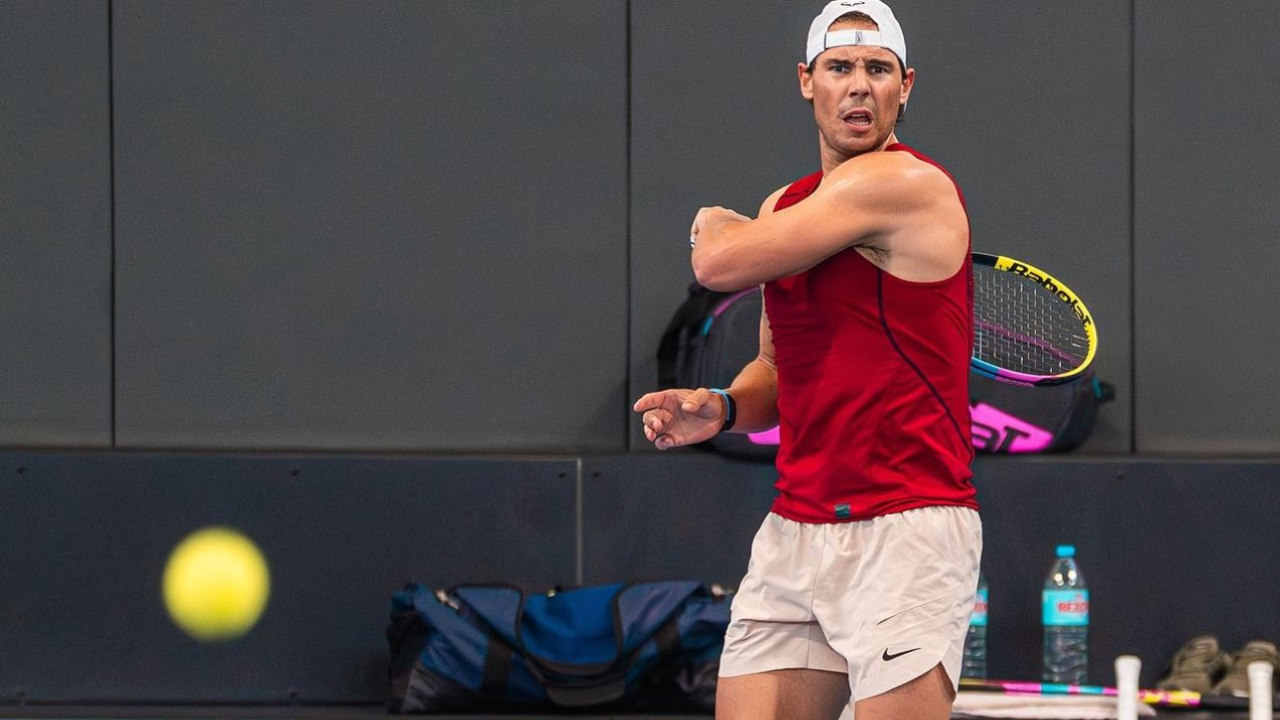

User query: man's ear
[798,62,815,101]
[898,66,915,112]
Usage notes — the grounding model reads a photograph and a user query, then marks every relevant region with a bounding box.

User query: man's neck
[820,132,901,175]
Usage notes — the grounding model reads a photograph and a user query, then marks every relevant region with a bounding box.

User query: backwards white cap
[805,0,907,68]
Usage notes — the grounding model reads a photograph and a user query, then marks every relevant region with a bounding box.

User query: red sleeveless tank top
[764,143,978,523]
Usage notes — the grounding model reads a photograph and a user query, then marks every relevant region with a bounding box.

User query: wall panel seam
[107,0,118,449]
[1128,0,1138,453]
[624,0,634,452]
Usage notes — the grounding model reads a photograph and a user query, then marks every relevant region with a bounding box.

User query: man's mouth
[842,109,874,128]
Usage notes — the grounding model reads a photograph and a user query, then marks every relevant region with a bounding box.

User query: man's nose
[847,68,871,96]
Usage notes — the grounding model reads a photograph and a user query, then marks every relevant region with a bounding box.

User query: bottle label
[970,588,989,626]
[1042,589,1089,626]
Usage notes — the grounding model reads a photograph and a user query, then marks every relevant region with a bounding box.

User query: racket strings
[973,267,1090,377]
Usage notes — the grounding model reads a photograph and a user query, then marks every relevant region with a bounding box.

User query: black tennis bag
[657,283,1114,457]
[657,283,775,458]
[387,580,730,713]
[968,371,1115,453]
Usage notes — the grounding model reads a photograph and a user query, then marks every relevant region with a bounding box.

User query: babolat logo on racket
[1007,262,1093,327]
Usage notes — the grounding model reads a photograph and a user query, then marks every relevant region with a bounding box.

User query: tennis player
[633,2,981,718]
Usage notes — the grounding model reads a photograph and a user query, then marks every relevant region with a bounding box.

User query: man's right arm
[719,300,778,433]
[717,186,786,433]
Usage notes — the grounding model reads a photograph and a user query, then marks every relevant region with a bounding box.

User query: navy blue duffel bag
[387,580,731,713]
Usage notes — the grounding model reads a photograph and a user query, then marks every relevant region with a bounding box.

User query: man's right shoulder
[758,185,790,217]
[759,170,827,217]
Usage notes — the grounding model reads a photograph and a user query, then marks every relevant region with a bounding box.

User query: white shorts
[719,506,982,705]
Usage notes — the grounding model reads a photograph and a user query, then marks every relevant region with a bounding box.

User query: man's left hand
[690,206,751,246]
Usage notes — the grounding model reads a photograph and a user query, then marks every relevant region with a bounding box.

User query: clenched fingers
[641,407,673,435]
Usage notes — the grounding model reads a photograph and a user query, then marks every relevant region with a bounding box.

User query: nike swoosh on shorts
[882,647,922,662]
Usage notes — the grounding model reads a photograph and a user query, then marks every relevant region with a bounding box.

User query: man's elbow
[692,254,738,291]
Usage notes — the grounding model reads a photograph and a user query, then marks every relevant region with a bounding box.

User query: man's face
[799,34,914,160]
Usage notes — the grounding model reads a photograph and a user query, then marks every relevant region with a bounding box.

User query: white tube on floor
[1115,655,1142,720]
[1248,660,1273,720]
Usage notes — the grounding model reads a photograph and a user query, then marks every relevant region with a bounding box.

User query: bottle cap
[1055,544,1076,558]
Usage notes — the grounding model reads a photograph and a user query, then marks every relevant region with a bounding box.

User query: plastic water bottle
[962,572,989,678]
[1042,544,1089,683]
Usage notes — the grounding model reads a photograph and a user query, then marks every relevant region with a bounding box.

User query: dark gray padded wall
[629,1,1133,453]
[0,452,576,703]
[581,453,778,586]
[6,449,1280,701]
[1134,1,1280,453]
[0,1,112,447]
[112,1,628,452]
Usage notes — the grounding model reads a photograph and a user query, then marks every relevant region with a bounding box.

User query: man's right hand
[632,388,727,451]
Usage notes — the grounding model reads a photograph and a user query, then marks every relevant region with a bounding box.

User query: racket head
[970,253,1098,387]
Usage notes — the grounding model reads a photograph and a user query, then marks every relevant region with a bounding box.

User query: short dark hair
[834,11,875,25]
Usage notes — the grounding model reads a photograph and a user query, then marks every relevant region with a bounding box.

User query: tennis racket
[959,678,1258,711]
[971,253,1098,387]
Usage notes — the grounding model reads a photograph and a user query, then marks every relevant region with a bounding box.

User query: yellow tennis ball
[163,527,270,642]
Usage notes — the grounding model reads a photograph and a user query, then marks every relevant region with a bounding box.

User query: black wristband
[708,388,736,433]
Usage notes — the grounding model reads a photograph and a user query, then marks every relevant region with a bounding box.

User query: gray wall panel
[629,1,1133,452]
[581,453,778,586]
[0,1,112,446]
[112,1,627,452]
[0,452,576,703]
[5,449,1280,701]
[1135,0,1280,452]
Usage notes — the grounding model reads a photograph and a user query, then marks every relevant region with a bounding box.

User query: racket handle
[1248,660,1273,720]
[1115,655,1142,720]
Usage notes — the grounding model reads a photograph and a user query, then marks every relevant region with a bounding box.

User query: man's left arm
[690,153,952,291]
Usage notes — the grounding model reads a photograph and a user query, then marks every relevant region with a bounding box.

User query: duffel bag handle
[479,627,632,707]
[451,582,701,707]
[535,607,686,702]
[514,581,698,679]
[545,678,627,707]
[521,616,681,707]
[456,582,693,678]
[475,599,685,708]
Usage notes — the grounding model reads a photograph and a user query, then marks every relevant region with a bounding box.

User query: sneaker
[1156,634,1231,693]
[1212,640,1279,696]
